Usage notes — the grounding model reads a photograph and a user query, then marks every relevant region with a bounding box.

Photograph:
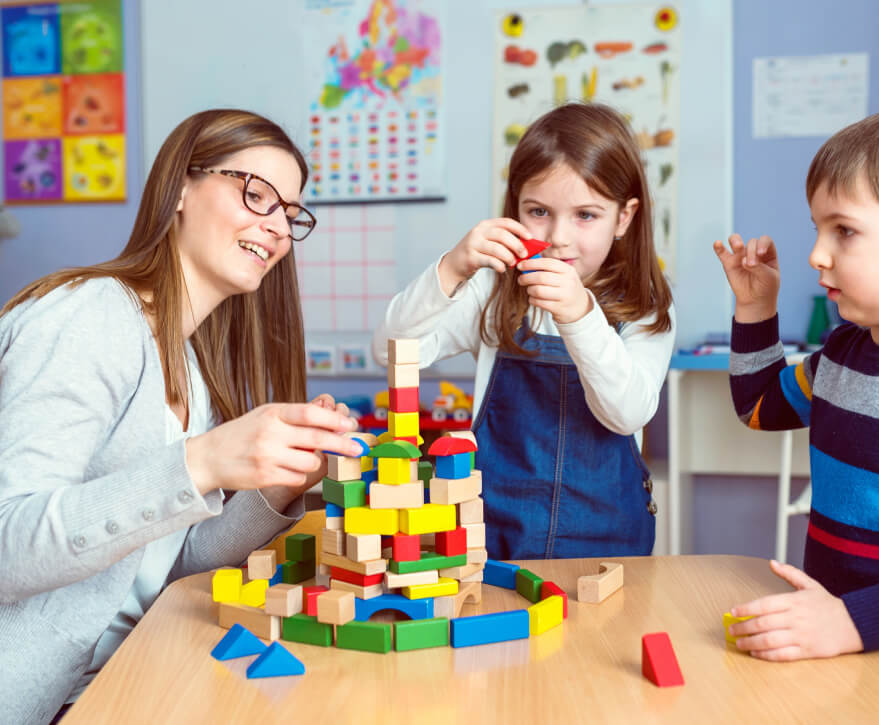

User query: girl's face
[175,145,301,310]
[517,163,638,284]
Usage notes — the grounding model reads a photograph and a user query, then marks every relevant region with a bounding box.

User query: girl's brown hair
[481,102,672,354]
[806,112,879,203]
[2,109,308,422]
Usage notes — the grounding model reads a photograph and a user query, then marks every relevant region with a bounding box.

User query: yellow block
[345,506,400,535]
[529,595,564,635]
[212,569,242,603]
[723,611,753,644]
[378,457,412,485]
[389,411,420,438]
[399,503,456,535]
[361,456,374,472]
[240,579,269,608]
[402,577,459,600]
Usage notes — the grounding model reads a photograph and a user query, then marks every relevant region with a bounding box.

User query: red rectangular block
[435,526,467,556]
[389,386,419,413]
[330,566,383,587]
[392,533,421,562]
[540,581,568,618]
[642,632,684,687]
[303,585,330,616]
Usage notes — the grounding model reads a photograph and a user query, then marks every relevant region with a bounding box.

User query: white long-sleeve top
[372,258,676,437]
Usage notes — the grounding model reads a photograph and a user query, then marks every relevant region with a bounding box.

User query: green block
[322,477,366,509]
[285,533,316,562]
[336,620,392,653]
[389,551,467,574]
[281,613,333,647]
[417,460,433,486]
[470,451,476,468]
[394,617,449,651]
[282,559,315,584]
[515,569,543,603]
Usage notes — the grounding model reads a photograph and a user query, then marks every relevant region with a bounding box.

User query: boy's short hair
[806,113,879,204]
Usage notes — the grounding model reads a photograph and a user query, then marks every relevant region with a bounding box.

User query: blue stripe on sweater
[811,446,879,532]
[779,364,810,425]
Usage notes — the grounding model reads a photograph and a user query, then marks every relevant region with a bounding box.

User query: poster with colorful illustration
[493,4,681,280]
[303,0,446,203]
[1,0,125,203]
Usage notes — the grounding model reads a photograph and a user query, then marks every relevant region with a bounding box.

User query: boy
[713,112,879,660]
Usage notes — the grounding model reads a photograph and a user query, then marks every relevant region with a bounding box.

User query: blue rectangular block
[362,468,378,485]
[484,559,520,589]
[354,593,434,622]
[268,563,283,586]
[325,502,344,518]
[450,610,530,647]
[436,453,471,480]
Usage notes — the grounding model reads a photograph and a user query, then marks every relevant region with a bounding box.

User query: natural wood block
[438,562,484,579]
[462,522,486,549]
[316,589,356,626]
[218,602,280,641]
[430,471,482,505]
[384,569,440,589]
[247,550,277,581]
[466,548,488,565]
[389,362,419,388]
[330,579,384,599]
[347,533,381,562]
[369,482,424,510]
[327,455,363,482]
[264,584,303,617]
[457,496,484,525]
[577,562,624,603]
[322,527,346,556]
[320,551,387,576]
[388,338,420,364]
[326,515,344,530]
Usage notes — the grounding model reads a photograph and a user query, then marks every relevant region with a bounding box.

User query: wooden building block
[212,568,242,603]
[281,614,333,647]
[384,569,439,589]
[316,589,356,626]
[452,582,482,618]
[330,579,384,600]
[430,471,482,505]
[577,562,624,603]
[240,579,269,608]
[336,620,392,653]
[330,566,384,588]
[395,617,449,651]
[435,453,471,480]
[402,576,458,600]
[466,548,488,565]
[246,641,305,678]
[516,569,543,603]
[642,632,684,687]
[281,559,315,585]
[435,526,467,556]
[344,506,399,535]
[326,515,344,530]
[302,585,329,616]
[392,532,421,561]
[460,569,484,583]
[540,581,569,618]
[438,562,484,579]
[389,386,419,413]
[389,411,420,438]
[528,595,564,635]
[389,551,466,575]
[484,560,520,589]
[327,455,363,482]
[462,522,486,549]
[211,623,266,661]
[320,551,387,577]
[247,550,277,580]
[354,593,434,622]
[265,584,303,618]
[388,338,420,365]
[389,362,419,388]
[723,611,754,644]
[322,527,345,556]
[285,533,316,562]
[377,457,412,485]
[346,533,382,562]
[323,478,367,509]
[369,482,424,510]
[399,503,456,535]
[457,496,484,525]
[450,609,530,648]
[218,602,280,641]
[315,564,330,588]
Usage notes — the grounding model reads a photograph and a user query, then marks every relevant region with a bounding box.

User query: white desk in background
[651,353,810,558]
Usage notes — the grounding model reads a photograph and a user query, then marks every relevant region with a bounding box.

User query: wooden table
[65,555,879,724]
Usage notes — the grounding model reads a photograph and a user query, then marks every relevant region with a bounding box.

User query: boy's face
[809,174,879,341]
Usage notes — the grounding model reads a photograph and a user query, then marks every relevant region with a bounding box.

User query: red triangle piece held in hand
[511,238,551,265]
[642,632,684,687]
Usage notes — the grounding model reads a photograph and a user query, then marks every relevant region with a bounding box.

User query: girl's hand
[438,218,531,296]
[713,234,780,323]
[728,559,864,661]
[184,402,360,497]
[516,256,592,324]
[310,392,350,418]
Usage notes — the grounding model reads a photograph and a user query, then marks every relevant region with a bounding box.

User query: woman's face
[175,145,302,310]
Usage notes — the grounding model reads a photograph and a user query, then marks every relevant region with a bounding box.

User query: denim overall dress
[471,324,657,559]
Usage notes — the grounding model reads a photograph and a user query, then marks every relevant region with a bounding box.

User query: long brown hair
[2,109,308,422]
[481,102,672,354]
[806,112,879,203]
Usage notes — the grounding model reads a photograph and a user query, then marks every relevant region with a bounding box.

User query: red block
[396,435,420,447]
[435,527,467,556]
[392,533,421,562]
[303,585,329,616]
[330,566,383,587]
[642,632,684,687]
[389,386,419,413]
[540,581,568,619]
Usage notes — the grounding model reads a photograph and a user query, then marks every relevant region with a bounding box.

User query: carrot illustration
[594,41,633,59]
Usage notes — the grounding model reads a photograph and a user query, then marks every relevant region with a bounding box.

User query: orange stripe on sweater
[748,397,763,430]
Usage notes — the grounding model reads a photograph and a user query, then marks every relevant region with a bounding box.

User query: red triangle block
[511,238,551,265]
[642,632,684,687]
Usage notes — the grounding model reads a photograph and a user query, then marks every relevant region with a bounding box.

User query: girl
[0,109,363,724]
[373,103,675,559]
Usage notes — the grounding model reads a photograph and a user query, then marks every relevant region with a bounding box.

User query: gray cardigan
[0,277,304,724]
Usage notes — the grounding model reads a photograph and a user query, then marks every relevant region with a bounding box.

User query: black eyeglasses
[188,166,317,241]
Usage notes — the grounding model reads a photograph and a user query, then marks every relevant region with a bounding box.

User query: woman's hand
[185,402,360,499]
[516,256,592,324]
[713,233,780,323]
[438,218,531,296]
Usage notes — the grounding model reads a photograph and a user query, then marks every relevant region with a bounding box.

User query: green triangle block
[210,624,266,661]
[246,641,305,678]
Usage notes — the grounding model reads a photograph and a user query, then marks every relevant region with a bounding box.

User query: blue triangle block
[246,641,306,678]
[211,624,267,661]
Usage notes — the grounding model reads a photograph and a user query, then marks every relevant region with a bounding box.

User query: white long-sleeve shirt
[372,258,676,437]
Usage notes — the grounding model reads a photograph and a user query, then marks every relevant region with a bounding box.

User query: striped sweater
[731,315,879,652]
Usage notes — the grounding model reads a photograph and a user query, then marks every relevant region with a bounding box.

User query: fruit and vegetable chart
[492,4,681,281]
[1,0,126,203]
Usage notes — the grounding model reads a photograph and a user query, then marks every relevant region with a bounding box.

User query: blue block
[268,563,283,586]
[484,560,520,589]
[245,641,305,678]
[362,468,378,485]
[450,610,530,647]
[436,453,471,480]
[325,501,344,518]
[355,593,434,622]
[211,624,266,661]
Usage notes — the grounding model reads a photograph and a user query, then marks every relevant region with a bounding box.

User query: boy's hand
[729,559,864,661]
[713,233,780,323]
[438,218,531,296]
[516,256,592,324]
